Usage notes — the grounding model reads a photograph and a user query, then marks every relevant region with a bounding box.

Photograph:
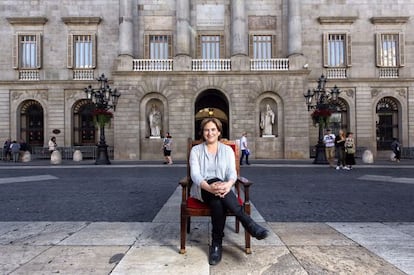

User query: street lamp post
[85,74,121,165]
[304,75,341,164]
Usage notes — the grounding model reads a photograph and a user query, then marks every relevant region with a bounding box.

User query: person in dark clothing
[391,138,401,162]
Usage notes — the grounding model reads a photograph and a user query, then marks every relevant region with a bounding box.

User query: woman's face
[203,121,221,144]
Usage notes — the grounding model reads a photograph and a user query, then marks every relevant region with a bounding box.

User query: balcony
[73,69,94,80]
[379,67,399,78]
[19,70,40,81]
[133,59,173,71]
[131,58,290,72]
[326,68,347,79]
[192,59,231,71]
[250,58,289,71]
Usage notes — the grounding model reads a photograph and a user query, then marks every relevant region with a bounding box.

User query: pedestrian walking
[239,132,250,165]
[10,140,21,162]
[391,138,401,162]
[323,129,336,167]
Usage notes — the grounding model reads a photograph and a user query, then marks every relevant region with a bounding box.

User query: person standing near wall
[323,129,336,167]
[162,132,173,164]
[239,132,250,165]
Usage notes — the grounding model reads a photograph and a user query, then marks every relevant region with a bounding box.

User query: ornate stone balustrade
[192,59,231,71]
[73,69,94,80]
[250,58,289,71]
[326,68,347,79]
[19,70,40,81]
[379,67,399,78]
[133,59,173,71]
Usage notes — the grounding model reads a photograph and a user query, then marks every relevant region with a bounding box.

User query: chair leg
[186,216,191,234]
[180,213,187,254]
[235,217,240,233]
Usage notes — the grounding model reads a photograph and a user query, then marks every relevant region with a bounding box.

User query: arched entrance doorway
[194,89,229,140]
[20,100,44,147]
[376,97,399,150]
[329,98,348,134]
[73,99,96,145]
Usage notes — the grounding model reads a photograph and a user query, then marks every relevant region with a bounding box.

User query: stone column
[231,0,249,71]
[287,0,302,56]
[174,0,192,71]
[287,0,306,70]
[117,0,134,70]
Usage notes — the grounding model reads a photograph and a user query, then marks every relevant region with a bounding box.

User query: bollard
[51,150,62,165]
[362,149,374,164]
[21,151,31,162]
[73,150,83,162]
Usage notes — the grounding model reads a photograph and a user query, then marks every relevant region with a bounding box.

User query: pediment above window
[62,17,102,25]
[318,16,358,25]
[371,17,410,24]
[7,17,48,25]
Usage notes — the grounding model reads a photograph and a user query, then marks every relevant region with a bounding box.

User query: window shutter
[168,35,173,59]
[271,35,277,58]
[346,33,352,67]
[67,34,73,68]
[196,35,201,58]
[12,34,19,69]
[144,34,150,59]
[375,33,382,67]
[36,33,42,69]
[399,32,405,67]
[91,34,96,68]
[219,34,224,58]
[322,32,329,67]
[248,34,253,58]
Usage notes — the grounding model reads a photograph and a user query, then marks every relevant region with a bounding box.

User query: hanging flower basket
[311,108,332,128]
[93,109,113,128]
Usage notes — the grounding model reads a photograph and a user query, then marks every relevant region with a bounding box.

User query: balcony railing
[19,70,40,80]
[326,68,347,79]
[133,59,173,71]
[192,59,231,71]
[250,58,289,71]
[132,58,290,72]
[379,67,399,78]
[73,69,94,80]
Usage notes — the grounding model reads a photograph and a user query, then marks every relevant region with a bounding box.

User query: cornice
[62,17,102,25]
[318,16,358,25]
[6,17,48,25]
[371,16,410,24]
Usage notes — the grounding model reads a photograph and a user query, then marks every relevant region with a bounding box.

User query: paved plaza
[0,160,413,274]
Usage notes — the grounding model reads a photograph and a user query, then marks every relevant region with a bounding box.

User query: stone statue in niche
[149,104,162,137]
[260,104,275,137]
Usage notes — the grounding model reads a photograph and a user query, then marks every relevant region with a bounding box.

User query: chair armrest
[236,176,253,188]
[179,176,190,188]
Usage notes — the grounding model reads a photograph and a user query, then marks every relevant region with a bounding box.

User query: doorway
[194,89,229,140]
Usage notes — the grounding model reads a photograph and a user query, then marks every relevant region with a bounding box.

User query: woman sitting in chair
[189,117,269,265]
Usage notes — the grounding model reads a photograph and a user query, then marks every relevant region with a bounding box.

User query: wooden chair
[179,138,253,254]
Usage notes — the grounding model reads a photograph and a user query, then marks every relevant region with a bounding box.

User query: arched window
[376,97,399,150]
[73,99,95,145]
[20,100,44,147]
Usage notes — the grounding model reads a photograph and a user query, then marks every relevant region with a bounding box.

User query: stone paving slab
[9,246,129,275]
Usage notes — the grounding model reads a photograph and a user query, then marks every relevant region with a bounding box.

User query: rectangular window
[13,33,42,69]
[201,35,221,59]
[377,33,400,67]
[323,33,351,67]
[328,34,345,66]
[67,33,96,69]
[20,35,37,68]
[74,35,93,68]
[150,35,169,59]
[252,35,272,59]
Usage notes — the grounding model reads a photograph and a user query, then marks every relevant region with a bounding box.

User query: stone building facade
[0,0,413,161]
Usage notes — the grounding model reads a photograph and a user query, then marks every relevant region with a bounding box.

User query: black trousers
[201,178,251,242]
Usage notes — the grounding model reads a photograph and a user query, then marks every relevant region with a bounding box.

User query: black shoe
[209,243,222,265]
[246,222,269,240]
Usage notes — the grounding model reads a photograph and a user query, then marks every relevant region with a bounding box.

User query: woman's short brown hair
[199,118,222,140]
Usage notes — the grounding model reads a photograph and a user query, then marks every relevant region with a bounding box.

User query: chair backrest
[186,138,241,186]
